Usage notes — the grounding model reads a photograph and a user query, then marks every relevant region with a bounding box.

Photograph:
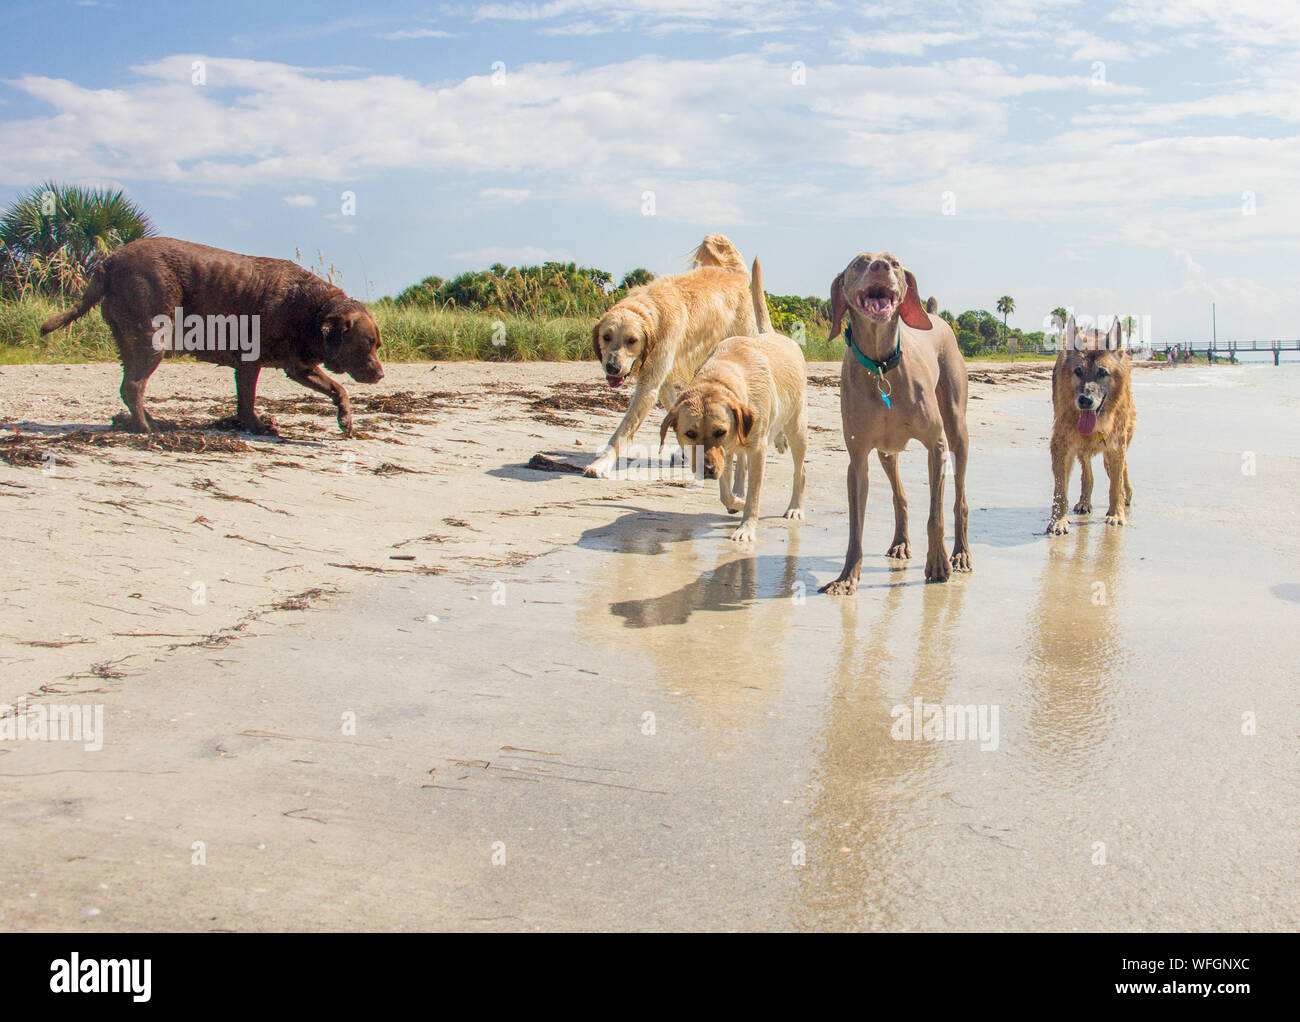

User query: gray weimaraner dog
[819,252,971,593]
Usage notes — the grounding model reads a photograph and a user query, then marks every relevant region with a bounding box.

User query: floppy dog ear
[322,315,349,361]
[591,323,603,362]
[659,407,678,451]
[829,271,847,340]
[899,270,932,330]
[731,400,755,446]
[1064,314,1078,352]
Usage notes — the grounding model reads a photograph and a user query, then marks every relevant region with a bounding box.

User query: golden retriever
[659,258,808,542]
[585,235,757,478]
[1047,315,1137,534]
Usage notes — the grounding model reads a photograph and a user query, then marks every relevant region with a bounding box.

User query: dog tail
[925,296,939,315]
[40,265,107,335]
[751,257,773,334]
[690,234,747,275]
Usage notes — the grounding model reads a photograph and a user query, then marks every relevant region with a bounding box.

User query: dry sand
[0,359,1048,695]
[2,358,1296,931]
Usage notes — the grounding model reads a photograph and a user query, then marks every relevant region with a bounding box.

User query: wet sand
[1,360,1297,930]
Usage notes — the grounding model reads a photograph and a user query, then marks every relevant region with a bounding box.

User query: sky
[1,0,1298,342]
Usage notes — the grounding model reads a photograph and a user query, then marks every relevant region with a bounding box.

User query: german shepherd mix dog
[1047,315,1136,535]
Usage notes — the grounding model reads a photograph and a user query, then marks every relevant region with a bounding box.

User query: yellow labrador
[586,235,758,478]
[659,259,808,542]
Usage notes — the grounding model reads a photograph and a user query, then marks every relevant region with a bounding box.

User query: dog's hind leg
[782,415,807,520]
[938,399,972,571]
[234,362,278,436]
[924,438,952,583]
[118,343,163,433]
[1073,456,1094,514]
[821,450,868,595]
[877,451,910,560]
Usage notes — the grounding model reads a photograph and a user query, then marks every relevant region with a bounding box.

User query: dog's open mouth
[606,374,626,388]
[1077,401,1104,435]
[855,285,900,322]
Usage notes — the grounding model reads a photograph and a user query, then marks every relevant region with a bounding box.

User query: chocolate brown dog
[40,238,384,434]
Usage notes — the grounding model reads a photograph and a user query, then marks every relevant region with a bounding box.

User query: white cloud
[449,245,570,265]
[283,194,317,207]
[376,28,453,40]
[478,188,532,203]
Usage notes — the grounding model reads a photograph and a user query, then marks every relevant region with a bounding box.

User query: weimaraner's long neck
[846,310,900,365]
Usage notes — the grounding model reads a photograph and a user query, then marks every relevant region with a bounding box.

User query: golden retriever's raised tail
[690,234,748,276]
[750,257,773,334]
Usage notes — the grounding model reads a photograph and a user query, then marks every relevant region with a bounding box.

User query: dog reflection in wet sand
[1047,315,1136,535]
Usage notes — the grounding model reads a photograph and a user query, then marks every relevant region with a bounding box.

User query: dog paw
[819,577,859,596]
[240,416,279,437]
[583,461,614,479]
[886,541,911,559]
[337,412,354,435]
[1072,499,1092,514]
[925,550,952,583]
[951,550,972,572]
[782,507,804,521]
[1046,517,1070,536]
[1105,511,1127,526]
[730,520,758,543]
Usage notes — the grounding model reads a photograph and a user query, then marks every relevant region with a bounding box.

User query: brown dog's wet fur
[40,238,384,436]
[1047,347,1136,533]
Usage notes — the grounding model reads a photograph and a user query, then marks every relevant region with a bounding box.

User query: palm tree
[996,295,1015,359]
[0,181,154,300]
[619,268,655,291]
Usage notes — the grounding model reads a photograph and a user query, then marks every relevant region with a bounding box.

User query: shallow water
[222,363,1297,929]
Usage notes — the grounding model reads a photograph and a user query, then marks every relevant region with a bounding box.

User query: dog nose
[703,464,717,479]
[1078,395,1093,408]
[868,258,889,273]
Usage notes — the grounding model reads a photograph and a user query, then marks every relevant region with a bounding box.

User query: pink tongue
[1077,409,1098,435]
[869,297,892,314]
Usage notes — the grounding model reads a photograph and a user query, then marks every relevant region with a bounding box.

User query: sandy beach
[1,358,1297,930]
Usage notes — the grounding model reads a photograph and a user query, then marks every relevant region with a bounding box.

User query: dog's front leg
[730,446,764,543]
[924,439,951,583]
[1103,447,1128,525]
[584,365,669,478]
[1047,436,1072,535]
[287,366,353,434]
[820,449,868,595]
